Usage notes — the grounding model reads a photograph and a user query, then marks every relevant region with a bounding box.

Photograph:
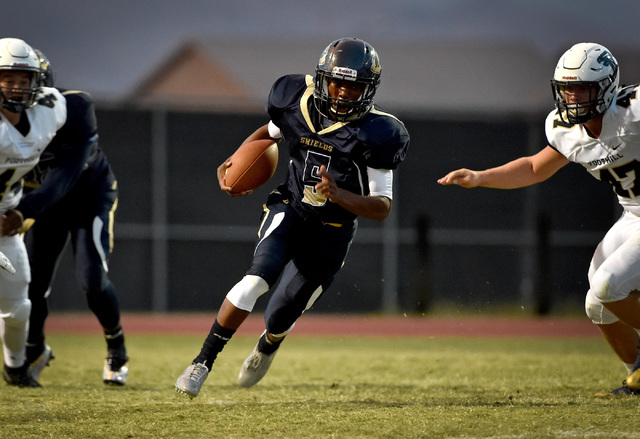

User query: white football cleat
[27,344,54,380]
[238,343,278,388]
[175,363,209,398]
[103,353,129,385]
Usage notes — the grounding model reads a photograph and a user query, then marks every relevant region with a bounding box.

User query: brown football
[224,139,278,194]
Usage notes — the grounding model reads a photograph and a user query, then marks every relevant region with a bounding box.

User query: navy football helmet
[314,37,381,121]
[34,49,55,87]
[0,38,42,113]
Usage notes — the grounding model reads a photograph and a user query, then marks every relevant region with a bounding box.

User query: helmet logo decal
[318,49,328,66]
[332,67,357,79]
[597,51,617,71]
[370,54,381,74]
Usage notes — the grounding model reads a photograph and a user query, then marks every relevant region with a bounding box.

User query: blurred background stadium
[7,0,640,316]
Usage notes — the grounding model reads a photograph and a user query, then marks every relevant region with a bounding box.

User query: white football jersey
[0,86,66,213]
[545,84,640,215]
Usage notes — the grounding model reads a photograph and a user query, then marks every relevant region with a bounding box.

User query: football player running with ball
[0,38,66,388]
[176,37,409,398]
[439,42,640,396]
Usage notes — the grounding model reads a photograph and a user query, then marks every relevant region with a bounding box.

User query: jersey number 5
[301,151,331,206]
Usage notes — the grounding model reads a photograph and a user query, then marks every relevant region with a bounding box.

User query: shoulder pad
[357,110,409,169]
[57,89,97,142]
[267,74,310,116]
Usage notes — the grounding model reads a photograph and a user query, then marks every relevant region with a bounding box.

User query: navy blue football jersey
[19,89,115,219]
[268,74,409,224]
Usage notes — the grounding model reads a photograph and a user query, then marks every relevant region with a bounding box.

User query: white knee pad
[226,275,269,312]
[590,267,616,303]
[0,297,31,327]
[585,289,618,325]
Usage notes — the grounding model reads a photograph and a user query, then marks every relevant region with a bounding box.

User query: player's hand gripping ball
[224,139,278,194]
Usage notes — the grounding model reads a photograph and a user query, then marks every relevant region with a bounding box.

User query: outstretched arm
[437,146,569,189]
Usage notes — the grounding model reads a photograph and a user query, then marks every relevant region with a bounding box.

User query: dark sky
[6,0,639,101]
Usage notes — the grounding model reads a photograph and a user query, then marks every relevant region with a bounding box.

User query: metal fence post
[151,106,169,311]
[414,215,431,313]
[534,213,552,315]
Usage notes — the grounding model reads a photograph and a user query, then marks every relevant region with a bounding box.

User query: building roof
[129,37,640,117]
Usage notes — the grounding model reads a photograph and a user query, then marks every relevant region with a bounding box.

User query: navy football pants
[247,194,356,335]
[25,183,121,344]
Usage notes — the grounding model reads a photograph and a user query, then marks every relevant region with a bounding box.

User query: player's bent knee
[590,268,627,303]
[0,297,31,327]
[585,289,618,325]
[226,275,269,312]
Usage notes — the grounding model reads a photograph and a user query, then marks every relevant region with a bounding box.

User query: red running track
[46,313,601,338]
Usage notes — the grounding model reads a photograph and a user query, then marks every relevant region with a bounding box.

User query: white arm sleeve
[368,167,393,200]
[268,120,283,139]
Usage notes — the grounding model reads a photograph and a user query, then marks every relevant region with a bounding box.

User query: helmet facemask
[0,71,40,113]
[313,38,381,122]
[551,81,604,125]
[315,71,376,121]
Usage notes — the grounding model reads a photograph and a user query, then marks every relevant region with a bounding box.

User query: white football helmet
[0,38,42,113]
[550,42,619,125]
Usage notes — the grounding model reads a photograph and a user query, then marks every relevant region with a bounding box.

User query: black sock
[257,332,283,355]
[194,320,236,370]
[26,339,45,363]
[105,324,126,356]
[25,345,42,364]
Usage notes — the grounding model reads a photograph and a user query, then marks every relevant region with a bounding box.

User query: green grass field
[2,333,639,438]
